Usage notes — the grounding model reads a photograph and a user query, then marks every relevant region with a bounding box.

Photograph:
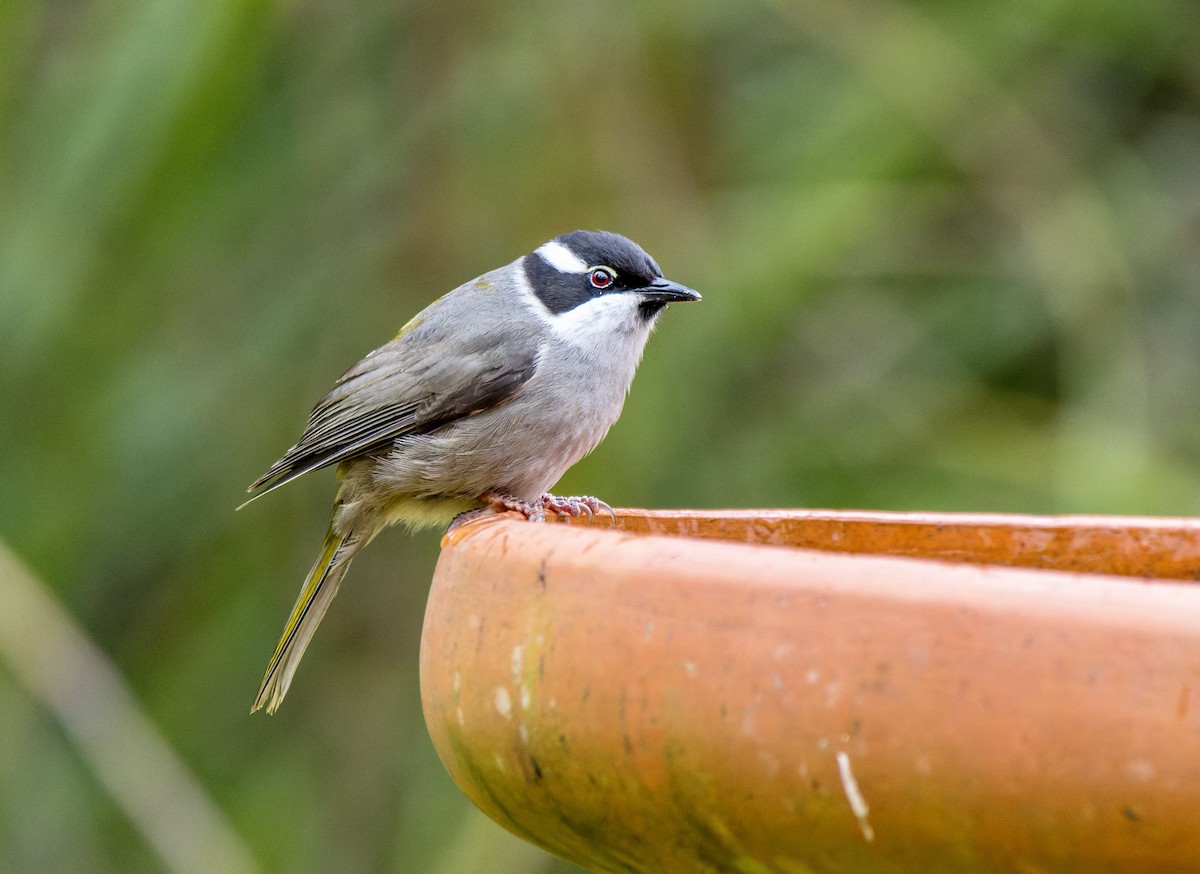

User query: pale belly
[369,365,630,508]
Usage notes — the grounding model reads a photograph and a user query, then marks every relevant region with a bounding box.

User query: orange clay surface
[422,510,1200,873]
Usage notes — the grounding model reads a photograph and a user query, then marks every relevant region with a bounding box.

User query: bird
[244,230,700,714]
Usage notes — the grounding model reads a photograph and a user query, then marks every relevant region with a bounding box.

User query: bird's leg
[477,491,546,523]
[540,494,616,522]
[447,493,545,532]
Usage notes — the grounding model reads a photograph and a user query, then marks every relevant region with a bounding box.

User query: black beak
[639,278,701,304]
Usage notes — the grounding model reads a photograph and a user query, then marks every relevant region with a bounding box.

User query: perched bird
[244,230,700,713]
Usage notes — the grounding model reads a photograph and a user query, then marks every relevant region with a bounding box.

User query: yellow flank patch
[393,315,424,340]
[385,495,479,530]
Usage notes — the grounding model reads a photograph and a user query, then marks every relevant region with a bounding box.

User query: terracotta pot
[420,510,1200,873]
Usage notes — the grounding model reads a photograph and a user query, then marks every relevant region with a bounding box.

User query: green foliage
[1,0,1199,870]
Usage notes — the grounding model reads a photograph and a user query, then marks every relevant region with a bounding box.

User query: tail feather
[252,528,360,714]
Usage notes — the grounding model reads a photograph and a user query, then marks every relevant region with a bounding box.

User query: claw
[540,494,615,524]
[447,507,490,531]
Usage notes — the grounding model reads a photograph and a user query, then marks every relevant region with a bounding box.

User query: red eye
[589,267,615,289]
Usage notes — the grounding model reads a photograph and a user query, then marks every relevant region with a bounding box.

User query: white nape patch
[512,256,546,318]
[549,293,651,348]
[536,239,589,273]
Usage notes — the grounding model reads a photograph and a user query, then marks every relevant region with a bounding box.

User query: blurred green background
[2,0,1199,871]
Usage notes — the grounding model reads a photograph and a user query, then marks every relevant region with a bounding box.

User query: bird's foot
[540,493,616,523]
[457,492,616,528]
[447,507,491,531]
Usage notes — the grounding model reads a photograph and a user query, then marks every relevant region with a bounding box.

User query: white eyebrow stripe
[535,240,589,273]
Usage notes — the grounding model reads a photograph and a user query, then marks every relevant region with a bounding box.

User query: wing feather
[246,308,541,497]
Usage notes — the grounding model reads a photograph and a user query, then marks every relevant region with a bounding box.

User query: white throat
[548,293,655,353]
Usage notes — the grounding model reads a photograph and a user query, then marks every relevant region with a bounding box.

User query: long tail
[252,527,361,714]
